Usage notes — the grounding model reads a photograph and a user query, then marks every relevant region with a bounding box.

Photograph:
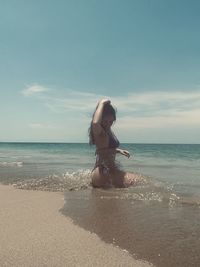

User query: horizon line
[0,141,199,145]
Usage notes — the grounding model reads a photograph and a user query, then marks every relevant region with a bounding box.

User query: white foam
[14,169,92,191]
[0,161,23,167]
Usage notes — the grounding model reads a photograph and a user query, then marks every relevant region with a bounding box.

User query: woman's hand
[116,149,130,158]
[99,99,111,105]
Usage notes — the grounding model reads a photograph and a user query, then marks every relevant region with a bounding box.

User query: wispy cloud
[116,109,200,131]
[21,85,49,96]
[21,85,200,129]
[21,86,103,113]
[19,85,200,142]
[29,123,59,130]
[112,91,200,132]
[113,91,200,117]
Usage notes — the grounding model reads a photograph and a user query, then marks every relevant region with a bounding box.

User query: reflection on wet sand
[61,188,200,267]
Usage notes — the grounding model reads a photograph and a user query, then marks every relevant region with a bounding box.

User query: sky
[0,0,200,143]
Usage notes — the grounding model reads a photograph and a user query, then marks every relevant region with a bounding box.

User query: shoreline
[0,184,152,267]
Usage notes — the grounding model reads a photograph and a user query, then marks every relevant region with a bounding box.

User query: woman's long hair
[88,103,116,145]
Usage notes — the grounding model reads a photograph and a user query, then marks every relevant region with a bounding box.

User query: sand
[0,184,152,267]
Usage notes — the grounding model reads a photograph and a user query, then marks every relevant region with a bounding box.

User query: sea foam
[0,161,23,167]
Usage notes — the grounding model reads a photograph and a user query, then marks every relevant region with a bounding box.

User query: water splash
[12,169,200,207]
[13,169,92,191]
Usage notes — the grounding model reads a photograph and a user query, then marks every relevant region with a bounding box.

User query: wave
[133,162,197,169]
[0,161,23,167]
[13,169,92,191]
[93,185,200,207]
[13,169,148,191]
[11,169,200,208]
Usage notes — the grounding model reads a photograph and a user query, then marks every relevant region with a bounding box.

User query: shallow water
[1,142,200,266]
[61,188,200,267]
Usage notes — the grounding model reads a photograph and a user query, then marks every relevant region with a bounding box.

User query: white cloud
[21,85,200,142]
[21,85,200,119]
[21,85,49,96]
[29,123,59,130]
[112,91,200,116]
[116,108,200,130]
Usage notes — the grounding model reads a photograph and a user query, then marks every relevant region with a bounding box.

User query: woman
[89,99,140,188]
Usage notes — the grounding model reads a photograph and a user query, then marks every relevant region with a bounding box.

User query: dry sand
[0,184,152,267]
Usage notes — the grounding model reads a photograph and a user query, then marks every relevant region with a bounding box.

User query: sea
[0,142,200,267]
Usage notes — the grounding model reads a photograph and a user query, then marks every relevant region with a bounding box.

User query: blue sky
[0,0,200,143]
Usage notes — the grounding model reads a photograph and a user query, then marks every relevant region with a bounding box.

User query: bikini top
[108,132,120,149]
[95,132,120,165]
[95,131,120,155]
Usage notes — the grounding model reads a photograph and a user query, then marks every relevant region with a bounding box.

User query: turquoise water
[0,142,199,200]
[1,142,200,266]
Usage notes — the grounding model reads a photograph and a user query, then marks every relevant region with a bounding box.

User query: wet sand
[0,184,152,267]
[61,188,200,267]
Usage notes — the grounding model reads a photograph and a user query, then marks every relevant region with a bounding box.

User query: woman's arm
[92,99,110,135]
[116,148,130,158]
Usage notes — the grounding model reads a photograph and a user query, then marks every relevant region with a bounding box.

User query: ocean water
[0,142,200,266]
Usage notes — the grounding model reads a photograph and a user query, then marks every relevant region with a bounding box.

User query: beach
[1,142,200,266]
[0,184,152,267]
